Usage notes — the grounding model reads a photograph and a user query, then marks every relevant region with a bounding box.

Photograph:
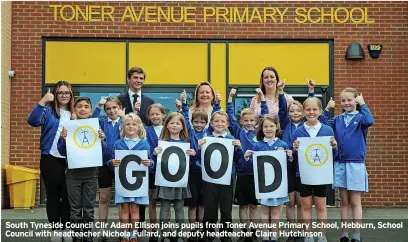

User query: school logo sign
[367,44,382,59]
[73,125,97,149]
[305,143,328,167]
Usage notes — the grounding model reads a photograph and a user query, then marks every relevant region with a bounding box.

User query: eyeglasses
[57,92,71,97]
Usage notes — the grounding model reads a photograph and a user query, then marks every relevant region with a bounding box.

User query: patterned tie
[133,94,139,113]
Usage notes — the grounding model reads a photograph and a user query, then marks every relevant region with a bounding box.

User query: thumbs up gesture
[180,89,187,104]
[39,88,54,106]
[215,91,222,104]
[355,93,365,105]
[325,97,335,111]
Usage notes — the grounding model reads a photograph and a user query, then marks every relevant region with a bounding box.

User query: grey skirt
[154,185,192,200]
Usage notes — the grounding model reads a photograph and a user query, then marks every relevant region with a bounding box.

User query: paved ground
[2,206,408,242]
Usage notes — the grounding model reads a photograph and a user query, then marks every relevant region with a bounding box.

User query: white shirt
[303,122,322,137]
[342,111,359,127]
[128,89,142,113]
[49,109,71,158]
[153,126,163,138]
[263,137,278,147]
[212,131,228,138]
[108,117,120,127]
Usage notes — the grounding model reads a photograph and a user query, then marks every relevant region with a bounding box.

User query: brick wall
[2,1,12,209]
[10,1,408,207]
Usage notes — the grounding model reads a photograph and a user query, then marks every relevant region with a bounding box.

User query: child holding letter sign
[292,98,337,242]
[107,113,154,242]
[58,97,105,242]
[179,88,220,240]
[328,88,374,242]
[227,87,269,242]
[198,111,242,242]
[153,112,196,242]
[244,114,293,242]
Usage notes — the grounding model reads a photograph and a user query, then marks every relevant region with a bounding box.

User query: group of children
[40,79,374,242]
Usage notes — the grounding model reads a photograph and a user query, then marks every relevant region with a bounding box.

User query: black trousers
[40,154,70,230]
[202,178,234,238]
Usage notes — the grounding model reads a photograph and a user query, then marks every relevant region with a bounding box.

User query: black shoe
[340,237,350,242]
[350,240,361,242]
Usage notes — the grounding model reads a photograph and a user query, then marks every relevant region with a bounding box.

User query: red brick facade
[9,1,408,207]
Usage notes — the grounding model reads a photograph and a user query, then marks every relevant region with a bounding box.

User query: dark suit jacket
[117,91,155,125]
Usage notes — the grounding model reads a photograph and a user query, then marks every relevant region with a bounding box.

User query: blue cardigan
[226,101,268,175]
[327,104,374,163]
[106,139,155,173]
[27,104,67,155]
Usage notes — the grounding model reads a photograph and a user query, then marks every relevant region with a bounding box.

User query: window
[78,92,121,118]
[147,92,193,115]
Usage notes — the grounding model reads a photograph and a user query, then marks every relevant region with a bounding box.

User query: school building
[1,1,407,208]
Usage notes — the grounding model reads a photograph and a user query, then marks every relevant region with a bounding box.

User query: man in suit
[117,66,154,232]
[118,66,154,125]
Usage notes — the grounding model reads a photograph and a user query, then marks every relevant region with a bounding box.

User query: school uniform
[291,122,336,198]
[181,102,219,208]
[328,105,374,192]
[152,139,192,200]
[226,100,268,206]
[200,132,243,240]
[57,137,103,232]
[118,90,155,125]
[96,109,122,189]
[249,138,290,206]
[145,126,163,189]
[278,94,330,194]
[106,138,155,205]
[27,104,70,229]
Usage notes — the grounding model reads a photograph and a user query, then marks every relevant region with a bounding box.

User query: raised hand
[228,88,237,102]
[175,99,182,111]
[277,80,286,94]
[355,93,365,105]
[39,88,54,106]
[255,88,265,101]
[307,78,316,90]
[117,107,126,119]
[97,97,107,108]
[325,97,335,111]
[180,89,187,104]
[215,91,222,104]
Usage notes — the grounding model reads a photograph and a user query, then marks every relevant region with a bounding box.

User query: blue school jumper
[249,139,290,206]
[291,123,337,177]
[145,126,163,174]
[278,94,330,174]
[27,104,66,154]
[226,100,268,175]
[99,118,122,167]
[181,102,221,172]
[107,138,154,205]
[328,104,374,163]
[196,133,242,175]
